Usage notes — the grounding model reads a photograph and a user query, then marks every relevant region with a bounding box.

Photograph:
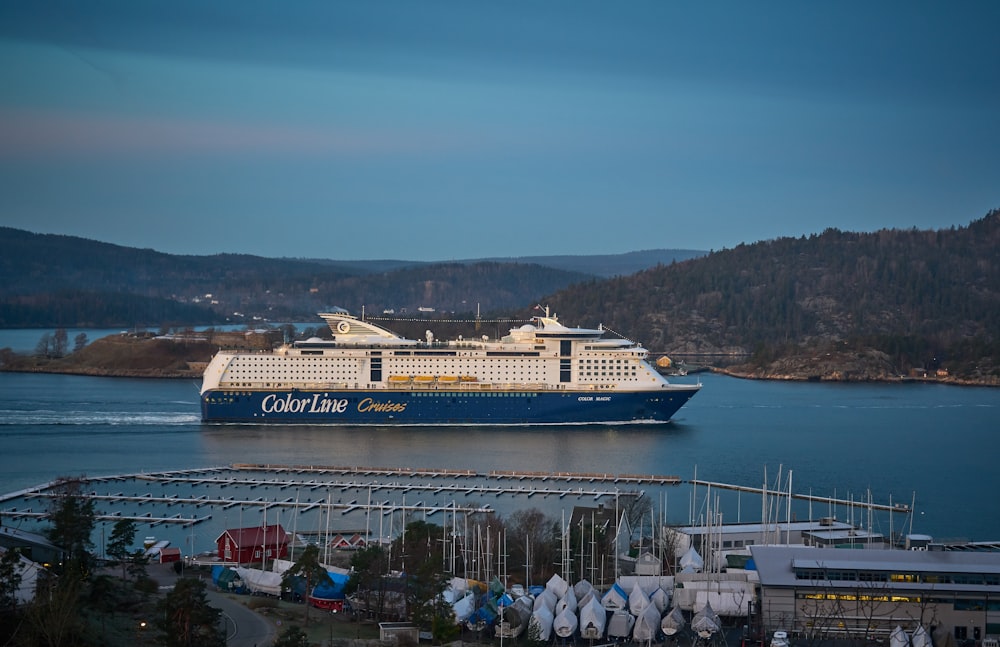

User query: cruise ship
[200,309,701,425]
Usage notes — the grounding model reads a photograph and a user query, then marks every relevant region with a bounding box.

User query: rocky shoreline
[0,333,213,379]
[3,334,997,387]
[711,348,999,387]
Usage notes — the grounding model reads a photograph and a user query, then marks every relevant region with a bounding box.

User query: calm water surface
[1,371,996,551]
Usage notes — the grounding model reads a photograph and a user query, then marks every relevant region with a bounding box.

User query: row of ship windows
[229,370,355,375]
[206,392,537,401]
[234,357,635,366]
[233,359,360,369]
[226,371,637,380]
[227,368,637,378]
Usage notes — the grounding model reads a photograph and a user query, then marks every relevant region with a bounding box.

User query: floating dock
[0,464,912,549]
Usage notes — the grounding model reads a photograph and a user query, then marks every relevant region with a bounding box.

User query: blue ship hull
[201,388,697,425]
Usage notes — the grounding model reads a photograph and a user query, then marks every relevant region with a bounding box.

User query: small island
[3,330,997,387]
[0,329,279,379]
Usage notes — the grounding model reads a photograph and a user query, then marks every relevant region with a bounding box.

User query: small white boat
[890,626,908,647]
[534,588,557,612]
[629,581,651,615]
[496,596,532,638]
[579,594,607,640]
[556,586,578,615]
[574,578,594,601]
[633,602,662,643]
[911,625,932,647]
[661,605,686,637]
[601,582,628,610]
[530,605,554,642]
[691,601,721,639]
[553,606,579,639]
[607,609,635,641]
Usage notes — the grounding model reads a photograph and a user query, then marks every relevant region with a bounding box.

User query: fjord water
[0,371,996,545]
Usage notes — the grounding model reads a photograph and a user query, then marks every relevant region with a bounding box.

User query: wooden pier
[0,465,912,539]
[690,478,912,513]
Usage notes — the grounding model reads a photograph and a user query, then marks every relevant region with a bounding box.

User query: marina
[1,370,997,645]
[0,464,918,561]
[1,370,996,545]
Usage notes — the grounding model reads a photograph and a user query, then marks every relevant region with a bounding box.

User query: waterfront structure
[215,524,289,564]
[0,525,61,566]
[750,545,1000,643]
[200,309,700,424]
[664,519,862,572]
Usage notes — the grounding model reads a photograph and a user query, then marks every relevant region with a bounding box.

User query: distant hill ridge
[534,210,1000,382]
[1,211,998,383]
[295,249,706,277]
[0,227,700,328]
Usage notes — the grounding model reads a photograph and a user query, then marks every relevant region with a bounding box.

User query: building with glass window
[750,545,1000,645]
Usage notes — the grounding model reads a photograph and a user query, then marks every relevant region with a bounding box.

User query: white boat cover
[448,576,471,595]
[691,601,721,637]
[679,547,704,572]
[911,625,931,647]
[890,626,908,647]
[530,605,554,642]
[235,567,283,596]
[579,594,607,640]
[451,591,475,622]
[601,582,629,610]
[556,585,578,614]
[633,602,662,642]
[661,605,686,636]
[695,589,751,617]
[534,588,557,612]
[553,606,579,638]
[650,587,670,613]
[629,581,651,615]
[607,609,636,639]
[674,578,753,611]
[574,578,594,600]
[546,573,569,599]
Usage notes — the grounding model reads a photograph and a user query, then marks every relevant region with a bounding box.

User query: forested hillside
[3,213,997,382]
[539,210,1000,380]
[0,228,595,327]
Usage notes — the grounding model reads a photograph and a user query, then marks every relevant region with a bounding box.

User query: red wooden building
[215,524,289,564]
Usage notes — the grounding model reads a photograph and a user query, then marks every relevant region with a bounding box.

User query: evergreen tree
[155,577,225,647]
[45,476,96,578]
[0,547,22,611]
[106,519,138,580]
[280,544,333,626]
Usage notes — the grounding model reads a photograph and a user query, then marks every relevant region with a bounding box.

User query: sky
[0,1,998,261]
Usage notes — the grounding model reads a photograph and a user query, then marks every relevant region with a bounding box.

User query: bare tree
[52,328,68,357]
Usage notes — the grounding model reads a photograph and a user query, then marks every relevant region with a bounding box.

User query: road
[208,589,277,647]
[149,563,277,647]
